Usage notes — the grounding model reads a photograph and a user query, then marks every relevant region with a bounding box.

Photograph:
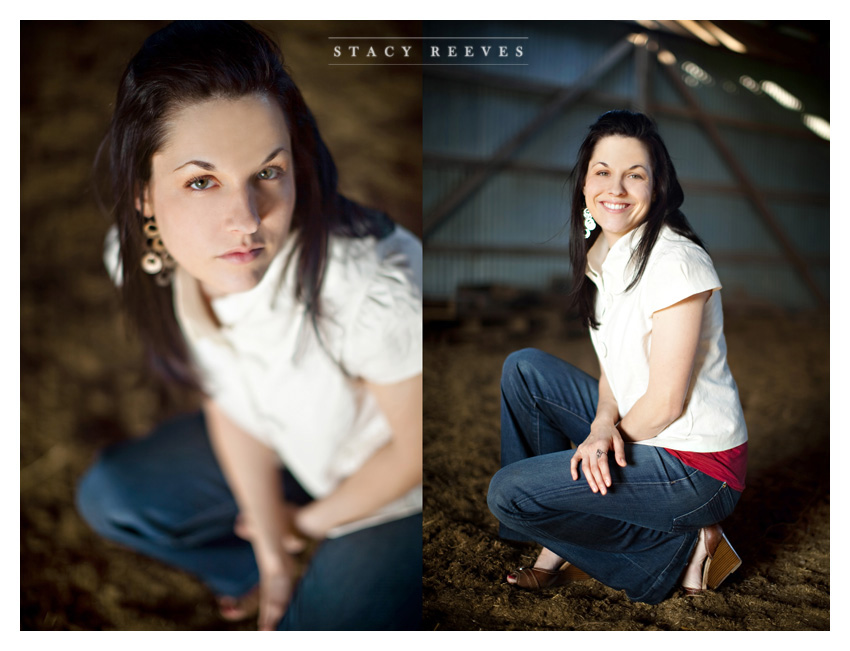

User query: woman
[76,21,422,630]
[487,110,747,605]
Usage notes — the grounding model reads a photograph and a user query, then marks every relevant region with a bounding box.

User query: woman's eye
[187,176,214,190]
[258,167,282,180]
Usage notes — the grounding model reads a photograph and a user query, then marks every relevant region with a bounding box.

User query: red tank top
[664,442,748,492]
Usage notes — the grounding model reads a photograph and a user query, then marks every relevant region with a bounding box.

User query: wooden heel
[705,534,742,590]
[559,562,591,582]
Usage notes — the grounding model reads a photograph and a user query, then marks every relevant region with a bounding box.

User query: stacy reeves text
[331,43,524,60]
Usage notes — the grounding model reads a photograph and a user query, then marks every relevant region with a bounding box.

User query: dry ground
[21,20,421,631]
[423,309,829,630]
[20,19,830,633]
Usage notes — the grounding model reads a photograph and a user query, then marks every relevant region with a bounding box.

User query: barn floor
[423,308,830,630]
[21,20,830,632]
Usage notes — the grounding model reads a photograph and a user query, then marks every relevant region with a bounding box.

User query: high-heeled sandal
[507,562,591,590]
[682,524,742,595]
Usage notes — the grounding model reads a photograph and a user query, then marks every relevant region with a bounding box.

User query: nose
[608,177,626,196]
[226,186,261,234]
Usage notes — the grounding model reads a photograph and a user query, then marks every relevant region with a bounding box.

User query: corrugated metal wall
[423,21,829,309]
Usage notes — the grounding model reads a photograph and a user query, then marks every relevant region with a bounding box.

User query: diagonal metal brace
[424,36,635,240]
[656,43,827,308]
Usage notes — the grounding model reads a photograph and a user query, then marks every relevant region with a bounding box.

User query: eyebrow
[592,161,649,172]
[172,146,290,173]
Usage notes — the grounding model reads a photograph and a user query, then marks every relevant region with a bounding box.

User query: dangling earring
[140,216,175,286]
[582,207,597,239]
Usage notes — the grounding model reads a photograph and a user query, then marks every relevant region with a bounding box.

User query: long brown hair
[567,110,706,329]
[97,21,392,389]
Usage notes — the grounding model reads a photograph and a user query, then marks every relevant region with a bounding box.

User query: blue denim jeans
[487,348,741,604]
[76,411,422,630]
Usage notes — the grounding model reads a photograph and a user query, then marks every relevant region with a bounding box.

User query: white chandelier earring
[582,207,597,239]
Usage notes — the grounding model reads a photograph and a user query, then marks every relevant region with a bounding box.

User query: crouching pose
[488,110,747,604]
[77,21,422,630]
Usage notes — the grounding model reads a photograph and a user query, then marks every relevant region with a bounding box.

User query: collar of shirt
[173,237,296,342]
[585,222,649,295]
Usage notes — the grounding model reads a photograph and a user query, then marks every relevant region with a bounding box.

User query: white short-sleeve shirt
[585,224,747,453]
[170,225,423,538]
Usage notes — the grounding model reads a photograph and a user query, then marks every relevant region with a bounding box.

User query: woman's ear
[134,184,154,217]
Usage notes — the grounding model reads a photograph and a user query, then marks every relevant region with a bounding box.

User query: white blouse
[107,224,423,538]
[585,224,747,453]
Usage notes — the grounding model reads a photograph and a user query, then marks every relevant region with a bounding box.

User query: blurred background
[20,20,422,630]
[422,20,828,320]
[422,20,830,630]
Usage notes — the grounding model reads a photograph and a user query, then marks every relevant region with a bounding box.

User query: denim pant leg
[279,514,422,631]
[75,411,259,597]
[77,412,423,628]
[487,348,740,604]
[497,348,599,541]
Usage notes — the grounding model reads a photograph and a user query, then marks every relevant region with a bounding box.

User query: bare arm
[295,373,423,538]
[570,367,626,495]
[570,290,710,494]
[618,290,710,441]
[203,398,298,631]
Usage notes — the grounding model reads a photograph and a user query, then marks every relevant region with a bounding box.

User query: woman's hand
[234,502,308,553]
[255,550,299,631]
[237,500,327,543]
[230,505,304,630]
[570,420,627,495]
[293,502,331,540]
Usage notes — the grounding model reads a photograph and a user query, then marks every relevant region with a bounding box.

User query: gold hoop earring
[140,216,175,286]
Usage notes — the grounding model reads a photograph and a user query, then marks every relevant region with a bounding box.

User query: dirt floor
[423,308,830,630]
[20,20,421,631]
[20,20,830,632]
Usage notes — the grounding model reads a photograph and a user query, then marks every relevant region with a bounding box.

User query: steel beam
[423,36,634,240]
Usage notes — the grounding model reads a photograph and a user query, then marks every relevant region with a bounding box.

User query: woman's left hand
[570,422,627,495]
[234,502,309,552]
[293,503,329,540]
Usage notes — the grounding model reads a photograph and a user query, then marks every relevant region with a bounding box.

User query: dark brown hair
[98,21,392,389]
[568,110,706,328]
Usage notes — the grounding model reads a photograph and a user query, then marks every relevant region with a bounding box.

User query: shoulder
[637,226,720,313]
[324,225,422,300]
[644,226,715,278]
[327,226,423,383]
[103,225,123,285]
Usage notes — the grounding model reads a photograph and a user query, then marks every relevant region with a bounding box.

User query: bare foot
[507,547,567,584]
[218,587,260,622]
[681,528,708,592]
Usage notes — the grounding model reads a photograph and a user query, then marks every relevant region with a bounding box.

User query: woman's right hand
[233,505,305,630]
[256,554,299,631]
[570,420,627,495]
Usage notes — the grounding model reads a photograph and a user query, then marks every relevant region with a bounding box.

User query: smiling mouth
[600,201,630,211]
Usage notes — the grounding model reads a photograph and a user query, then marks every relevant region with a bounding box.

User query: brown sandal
[508,562,591,590]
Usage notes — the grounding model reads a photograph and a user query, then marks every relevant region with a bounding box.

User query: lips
[219,245,264,264]
[600,201,631,212]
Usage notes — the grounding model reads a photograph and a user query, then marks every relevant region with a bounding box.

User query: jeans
[76,411,422,630]
[487,348,740,604]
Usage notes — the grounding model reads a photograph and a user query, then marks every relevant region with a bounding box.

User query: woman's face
[141,94,296,299]
[583,135,654,246]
